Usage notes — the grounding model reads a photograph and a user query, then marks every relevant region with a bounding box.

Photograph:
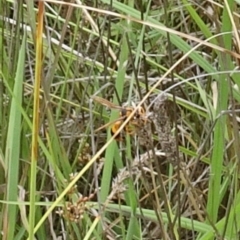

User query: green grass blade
[206,0,234,225]
[3,33,26,240]
[100,33,129,202]
[182,0,215,42]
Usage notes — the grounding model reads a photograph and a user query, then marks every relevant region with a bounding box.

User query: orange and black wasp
[92,96,148,140]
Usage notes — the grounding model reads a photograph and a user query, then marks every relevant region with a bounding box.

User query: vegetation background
[1,0,240,239]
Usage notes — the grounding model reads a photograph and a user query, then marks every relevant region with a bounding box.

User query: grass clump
[1,0,240,239]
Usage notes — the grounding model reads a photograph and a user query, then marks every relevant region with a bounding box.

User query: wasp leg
[111,120,123,141]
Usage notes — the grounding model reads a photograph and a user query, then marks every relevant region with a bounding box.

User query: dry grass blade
[28,2,44,239]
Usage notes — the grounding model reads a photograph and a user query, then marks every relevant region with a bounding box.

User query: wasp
[92,96,148,140]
